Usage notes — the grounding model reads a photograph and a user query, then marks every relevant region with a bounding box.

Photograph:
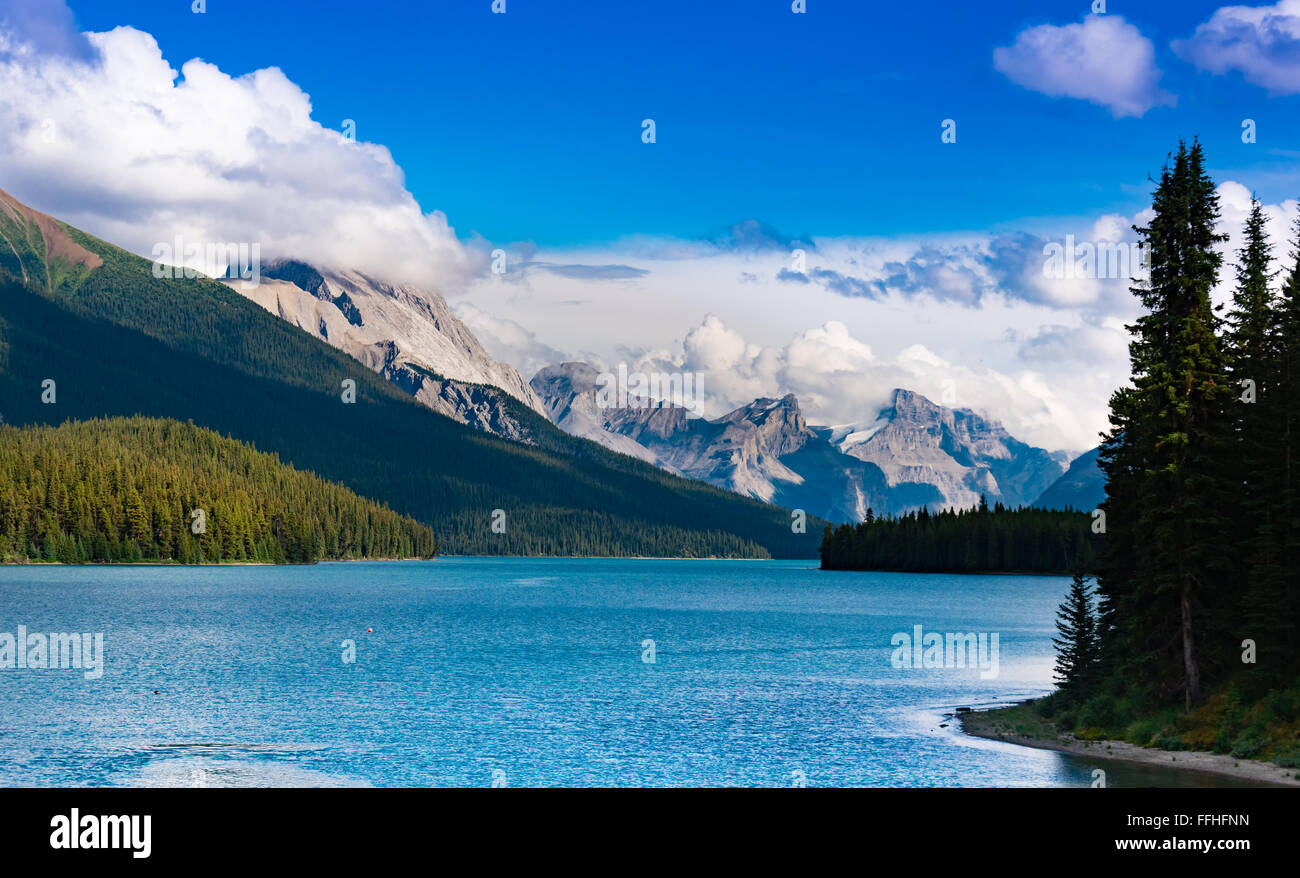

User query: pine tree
[1226,199,1285,666]
[1099,140,1232,709]
[1053,574,1100,700]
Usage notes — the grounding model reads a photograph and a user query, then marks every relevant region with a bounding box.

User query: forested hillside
[0,190,819,558]
[819,500,1097,574]
[0,417,437,563]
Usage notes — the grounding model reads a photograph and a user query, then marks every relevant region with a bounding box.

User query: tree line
[819,498,1098,574]
[0,417,438,563]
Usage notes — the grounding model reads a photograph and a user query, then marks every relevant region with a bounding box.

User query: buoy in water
[366,628,373,634]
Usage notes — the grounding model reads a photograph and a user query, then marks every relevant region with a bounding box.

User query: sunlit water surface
[0,559,1247,787]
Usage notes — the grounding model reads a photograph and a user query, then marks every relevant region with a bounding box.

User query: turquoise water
[0,558,1242,787]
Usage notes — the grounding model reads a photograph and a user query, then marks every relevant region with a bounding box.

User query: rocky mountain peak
[832,389,1063,511]
[225,261,549,440]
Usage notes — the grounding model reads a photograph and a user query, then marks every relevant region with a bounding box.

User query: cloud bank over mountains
[0,5,479,291]
[462,187,1298,454]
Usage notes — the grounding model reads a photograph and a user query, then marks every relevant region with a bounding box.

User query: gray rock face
[531,365,892,521]
[359,341,538,443]
[824,388,1066,513]
[529,363,664,464]
[226,261,548,441]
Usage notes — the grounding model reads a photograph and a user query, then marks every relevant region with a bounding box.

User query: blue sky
[66,0,1300,246]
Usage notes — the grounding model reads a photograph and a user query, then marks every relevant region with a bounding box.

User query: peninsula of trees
[819,501,1098,574]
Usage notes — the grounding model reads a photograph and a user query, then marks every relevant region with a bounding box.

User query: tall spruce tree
[1098,140,1232,709]
[1226,199,1284,666]
[1053,573,1100,699]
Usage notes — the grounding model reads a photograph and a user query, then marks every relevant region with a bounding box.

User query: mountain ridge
[224,259,548,441]
[532,364,1066,522]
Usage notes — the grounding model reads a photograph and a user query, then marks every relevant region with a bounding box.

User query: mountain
[821,389,1065,514]
[0,187,820,558]
[0,417,438,563]
[529,363,663,464]
[532,365,891,522]
[1032,446,1105,511]
[630,395,893,523]
[225,261,546,442]
[533,367,1066,522]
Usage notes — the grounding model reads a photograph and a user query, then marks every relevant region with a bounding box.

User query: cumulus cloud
[463,216,1172,450]
[1174,0,1300,94]
[0,8,479,289]
[618,315,1108,453]
[466,183,1300,452]
[682,314,751,372]
[994,15,1175,117]
[466,183,1300,454]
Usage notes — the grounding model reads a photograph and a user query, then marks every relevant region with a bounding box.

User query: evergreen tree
[1226,199,1285,665]
[1053,573,1100,699]
[1098,140,1233,709]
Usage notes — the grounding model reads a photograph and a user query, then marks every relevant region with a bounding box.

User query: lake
[0,558,1245,787]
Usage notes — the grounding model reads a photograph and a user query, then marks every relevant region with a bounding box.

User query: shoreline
[1,557,432,567]
[958,701,1300,788]
[0,555,802,566]
[435,554,799,561]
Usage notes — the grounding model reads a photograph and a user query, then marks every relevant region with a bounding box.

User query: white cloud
[0,16,479,290]
[994,16,1175,117]
[1174,0,1300,94]
[617,315,1112,455]
[461,227,1148,451]
[682,315,750,372]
